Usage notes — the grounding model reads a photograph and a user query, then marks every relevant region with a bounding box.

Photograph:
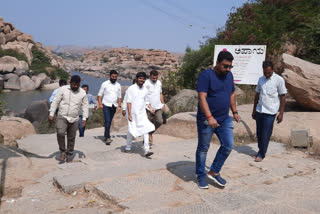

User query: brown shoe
[58,152,66,161]
[255,156,263,162]
[66,155,73,163]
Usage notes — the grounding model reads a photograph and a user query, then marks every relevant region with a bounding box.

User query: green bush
[0,99,5,118]
[0,47,28,62]
[178,0,320,92]
[101,57,109,63]
[162,70,182,102]
[30,46,69,80]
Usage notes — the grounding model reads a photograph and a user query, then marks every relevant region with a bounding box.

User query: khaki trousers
[56,116,78,156]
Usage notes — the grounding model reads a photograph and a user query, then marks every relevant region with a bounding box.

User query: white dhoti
[125,84,155,152]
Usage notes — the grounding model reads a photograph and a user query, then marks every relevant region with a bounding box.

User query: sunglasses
[222,64,234,69]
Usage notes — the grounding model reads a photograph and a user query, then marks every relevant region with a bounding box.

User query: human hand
[122,110,126,116]
[233,113,241,122]
[252,111,256,120]
[48,116,54,125]
[128,114,132,121]
[82,120,86,127]
[98,104,103,109]
[276,113,283,123]
[208,117,220,128]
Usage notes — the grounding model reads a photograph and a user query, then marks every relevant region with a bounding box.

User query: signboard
[213,45,266,85]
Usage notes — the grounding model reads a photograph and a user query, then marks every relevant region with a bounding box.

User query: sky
[1,0,248,52]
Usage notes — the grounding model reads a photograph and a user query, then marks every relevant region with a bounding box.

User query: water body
[0,71,130,114]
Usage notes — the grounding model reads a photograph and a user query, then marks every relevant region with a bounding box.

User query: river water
[0,71,130,114]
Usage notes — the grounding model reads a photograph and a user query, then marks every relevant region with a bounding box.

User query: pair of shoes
[144,151,154,158]
[207,172,227,187]
[254,156,263,162]
[197,177,209,189]
[66,155,73,163]
[58,152,66,161]
[105,138,113,145]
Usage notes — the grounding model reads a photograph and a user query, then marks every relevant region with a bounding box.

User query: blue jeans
[255,112,276,159]
[195,116,234,179]
[103,105,116,139]
[78,115,85,137]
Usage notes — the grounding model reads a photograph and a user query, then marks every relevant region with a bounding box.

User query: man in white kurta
[126,72,155,158]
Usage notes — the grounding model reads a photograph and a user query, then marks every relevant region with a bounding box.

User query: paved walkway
[1,127,320,213]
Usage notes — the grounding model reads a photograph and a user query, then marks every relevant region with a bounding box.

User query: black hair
[82,84,89,89]
[70,75,81,83]
[59,79,67,86]
[150,69,159,76]
[136,72,147,79]
[217,50,234,63]
[262,61,273,70]
[110,70,118,75]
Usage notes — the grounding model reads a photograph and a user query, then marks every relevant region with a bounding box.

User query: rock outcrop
[0,17,65,91]
[282,53,320,111]
[167,89,198,115]
[65,48,181,80]
[24,100,49,125]
[0,116,36,147]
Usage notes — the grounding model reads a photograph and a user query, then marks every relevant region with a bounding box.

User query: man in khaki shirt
[49,75,88,163]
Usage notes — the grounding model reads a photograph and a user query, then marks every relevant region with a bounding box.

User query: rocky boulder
[0,32,5,45]
[17,33,34,43]
[0,116,36,147]
[1,41,33,64]
[282,54,320,111]
[167,89,198,115]
[0,76,4,89]
[0,56,19,73]
[31,73,50,89]
[4,73,20,90]
[24,100,49,124]
[19,75,36,91]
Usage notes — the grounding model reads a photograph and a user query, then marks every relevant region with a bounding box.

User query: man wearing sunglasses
[196,50,241,189]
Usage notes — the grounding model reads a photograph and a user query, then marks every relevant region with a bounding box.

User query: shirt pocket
[266,85,277,96]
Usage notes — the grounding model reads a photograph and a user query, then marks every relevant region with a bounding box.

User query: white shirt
[126,84,154,137]
[98,80,121,107]
[256,73,287,115]
[144,79,163,110]
[49,85,89,123]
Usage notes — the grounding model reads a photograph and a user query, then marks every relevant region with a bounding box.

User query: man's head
[59,79,67,87]
[81,84,89,94]
[149,69,159,83]
[136,72,147,88]
[110,70,118,83]
[262,61,274,79]
[215,50,234,76]
[70,75,81,92]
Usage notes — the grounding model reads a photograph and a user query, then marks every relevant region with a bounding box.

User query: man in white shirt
[126,72,155,158]
[144,70,165,144]
[252,61,287,162]
[48,75,89,163]
[97,70,122,145]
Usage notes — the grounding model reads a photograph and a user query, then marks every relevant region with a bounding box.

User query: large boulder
[24,100,49,124]
[31,73,50,89]
[17,33,34,43]
[4,73,20,90]
[0,56,19,73]
[167,89,198,115]
[0,116,36,147]
[282,54,320,111]
[2,41,33,64]
[19,75,36,91]
[0,56,29,75]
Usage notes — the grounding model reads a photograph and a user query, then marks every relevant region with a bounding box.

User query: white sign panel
[213,45,266,85]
